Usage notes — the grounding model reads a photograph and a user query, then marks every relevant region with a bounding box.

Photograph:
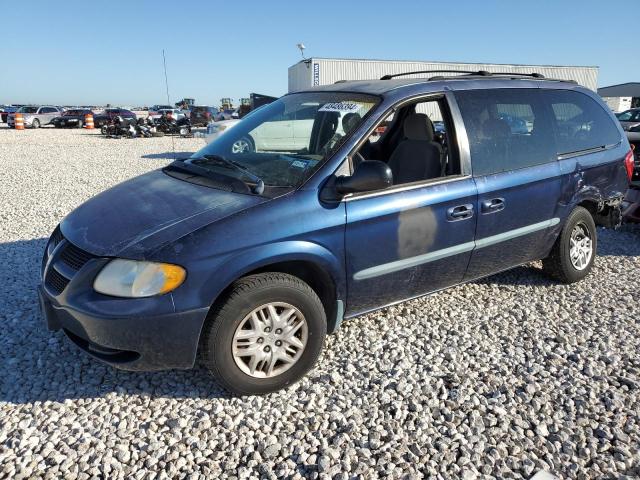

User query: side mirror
[335,160,393,195]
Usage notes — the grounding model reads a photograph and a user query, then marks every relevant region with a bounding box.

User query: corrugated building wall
[288,58,599,93]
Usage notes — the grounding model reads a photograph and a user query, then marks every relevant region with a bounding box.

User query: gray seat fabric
[387,113,443,184]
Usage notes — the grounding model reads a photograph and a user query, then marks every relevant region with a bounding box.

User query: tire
[231,136,255,154]
[100,126,108,135]
[542,206,597,284]
[201,273,326,395]
[32,118,40,129]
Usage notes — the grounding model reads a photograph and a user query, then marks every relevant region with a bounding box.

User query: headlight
[94,259,186,298]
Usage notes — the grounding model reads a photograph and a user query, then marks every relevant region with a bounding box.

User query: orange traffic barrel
[84,113,94,129]
[15,113,24,130]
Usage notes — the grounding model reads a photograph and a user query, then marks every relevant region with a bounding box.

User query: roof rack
[379,70,578,83]
[380,70,476,80]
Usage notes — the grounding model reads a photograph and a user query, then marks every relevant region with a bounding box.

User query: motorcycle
[154,112,192,137]
[135,117,165,138]
[101,116,137,138]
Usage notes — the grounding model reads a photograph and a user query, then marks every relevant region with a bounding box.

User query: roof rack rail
[380,70,572,82]
[380,70,476,80]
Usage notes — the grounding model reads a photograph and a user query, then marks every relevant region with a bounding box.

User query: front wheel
[201,273,326,395]
[31,118,40,129]
[231,136,255,154]
[542,206,597,283]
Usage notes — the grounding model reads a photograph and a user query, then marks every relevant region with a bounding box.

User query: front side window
[346,96,461,188]
[545,90,621,155]
[455,89,555,176]
[18,106,38,113]
[189,92,379,192]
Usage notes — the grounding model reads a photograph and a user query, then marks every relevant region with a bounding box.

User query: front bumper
[39,285,209,371]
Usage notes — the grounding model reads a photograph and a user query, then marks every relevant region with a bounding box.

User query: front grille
[60,242,94,271]
[50,226,64,249]
[45,268,70,295]
[43,226,96,296]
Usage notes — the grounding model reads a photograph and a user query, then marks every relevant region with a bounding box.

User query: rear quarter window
[543,90,621,155]
[454,89,556,176]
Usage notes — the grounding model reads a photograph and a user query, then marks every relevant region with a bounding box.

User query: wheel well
[578,198,622,229]
[578,200,599,217]
[209,261,338,334]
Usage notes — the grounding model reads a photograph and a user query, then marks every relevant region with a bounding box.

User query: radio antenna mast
[162,49,176,159]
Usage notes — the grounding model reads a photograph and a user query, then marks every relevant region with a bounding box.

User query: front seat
[387,113,442,184]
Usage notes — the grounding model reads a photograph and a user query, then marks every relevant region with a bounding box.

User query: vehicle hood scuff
[60,170,266,257]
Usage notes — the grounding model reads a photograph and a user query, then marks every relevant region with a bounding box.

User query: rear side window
[544,90,621,155]
[455,89,555,176]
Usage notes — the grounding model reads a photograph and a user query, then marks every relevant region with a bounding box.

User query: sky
[1,0,638,107]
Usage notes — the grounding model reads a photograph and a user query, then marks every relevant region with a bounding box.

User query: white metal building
[288,58,599,93]
[597,83,640,112]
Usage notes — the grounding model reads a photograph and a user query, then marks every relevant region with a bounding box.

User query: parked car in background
[213,109,237,121]
[148,108,186,122]
[190,106,218,126]
[52,108,95,128]
[616,108,640,131]
[0,105,16,123]
[7,105,61,128]
[93,108,137,128]
[204,118,241,144]
[148,104,173,117]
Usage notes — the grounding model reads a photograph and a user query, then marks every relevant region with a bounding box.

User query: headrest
[403,113,434,141]
[482,119,510,139]
[342,113,361,133]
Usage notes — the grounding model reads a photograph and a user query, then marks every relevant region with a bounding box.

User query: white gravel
[1,125,639,479]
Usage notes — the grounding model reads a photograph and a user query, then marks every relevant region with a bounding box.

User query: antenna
[162,49,176,159]
[296,43,306,59]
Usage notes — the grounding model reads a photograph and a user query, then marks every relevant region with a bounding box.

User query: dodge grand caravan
[39,71,633,395]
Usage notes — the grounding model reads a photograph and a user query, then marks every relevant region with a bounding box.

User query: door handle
[481,198,505,214]
[447,204,474,221]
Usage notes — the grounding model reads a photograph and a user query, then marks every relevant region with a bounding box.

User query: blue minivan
[39,72,634,394]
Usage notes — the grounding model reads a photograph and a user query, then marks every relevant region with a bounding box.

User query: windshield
[18,106,38,113]
[617,111,633,121]
[188,92,379,191]
[64,109,85,115]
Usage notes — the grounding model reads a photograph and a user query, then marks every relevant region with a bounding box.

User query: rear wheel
[542,206,596,283]
[201,273,326,395]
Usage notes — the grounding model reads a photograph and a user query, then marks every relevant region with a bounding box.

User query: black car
[53,109,95,128]
[189,105,217,126]
[1,105,20,123]
[93,108,137,128]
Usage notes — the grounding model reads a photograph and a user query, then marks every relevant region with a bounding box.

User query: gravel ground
[1,125,639,479]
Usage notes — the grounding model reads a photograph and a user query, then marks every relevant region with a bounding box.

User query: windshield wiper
[193,154,265,195]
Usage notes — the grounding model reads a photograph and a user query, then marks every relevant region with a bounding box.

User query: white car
[205,105,357,154]
[149,108,187,121]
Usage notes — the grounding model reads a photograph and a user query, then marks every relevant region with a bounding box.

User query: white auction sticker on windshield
[318,102,361,113]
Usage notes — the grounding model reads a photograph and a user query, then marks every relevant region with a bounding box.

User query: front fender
[200,240,345,312]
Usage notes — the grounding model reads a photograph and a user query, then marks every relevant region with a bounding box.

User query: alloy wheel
[569,222,593,271]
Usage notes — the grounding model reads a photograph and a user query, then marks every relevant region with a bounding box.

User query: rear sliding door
[453,88,562,280]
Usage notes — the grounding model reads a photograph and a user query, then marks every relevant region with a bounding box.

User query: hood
[61,169,266,257]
